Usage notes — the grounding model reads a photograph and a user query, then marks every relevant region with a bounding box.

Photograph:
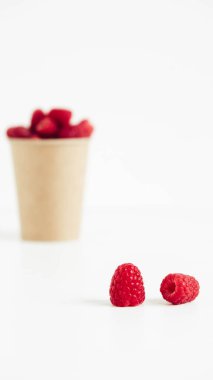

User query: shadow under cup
[9,138,89,241]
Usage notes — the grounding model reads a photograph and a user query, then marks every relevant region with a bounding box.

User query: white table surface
[0,206,212,380]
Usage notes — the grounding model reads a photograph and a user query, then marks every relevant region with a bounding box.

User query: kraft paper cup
[9,138,89,241]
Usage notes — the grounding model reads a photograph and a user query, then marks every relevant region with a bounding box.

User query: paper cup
[9,138,89,241]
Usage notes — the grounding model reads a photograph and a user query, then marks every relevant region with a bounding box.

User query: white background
[0,0,213,379]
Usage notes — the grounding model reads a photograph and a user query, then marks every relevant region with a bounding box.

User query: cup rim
[8,137,90,146]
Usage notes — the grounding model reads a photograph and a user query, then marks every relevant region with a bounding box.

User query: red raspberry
[48,109,72,128]
[30,109,45,132]
[160,273,199,305]
[110,263,145,307]
[58,126,78,138]
[7,127,32,138]
[75,120,94,137]
[35,117,58,138]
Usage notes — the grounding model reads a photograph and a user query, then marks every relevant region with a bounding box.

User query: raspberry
[160,273,199,305]
[35,117,58,138]
[110,263,145,307]
[58,120,94,138]
[48,109,72,128]
[6,127,32,138]
[75,120,94,137]
[30,109,45,131]
[58,126,78,138]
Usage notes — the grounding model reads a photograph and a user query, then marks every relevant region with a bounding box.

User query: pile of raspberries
[7,109,94,139]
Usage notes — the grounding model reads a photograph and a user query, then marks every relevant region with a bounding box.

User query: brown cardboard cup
[9,138,89,241]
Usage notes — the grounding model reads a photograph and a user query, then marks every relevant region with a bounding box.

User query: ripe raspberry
[30,109,45,132]
[160,273,199,305]
[35,117,58,138]
[48,109,72,128]
[58,126,78,138]
[110,263,145,307]
[75,120,94,137]
[7,127,32,138]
